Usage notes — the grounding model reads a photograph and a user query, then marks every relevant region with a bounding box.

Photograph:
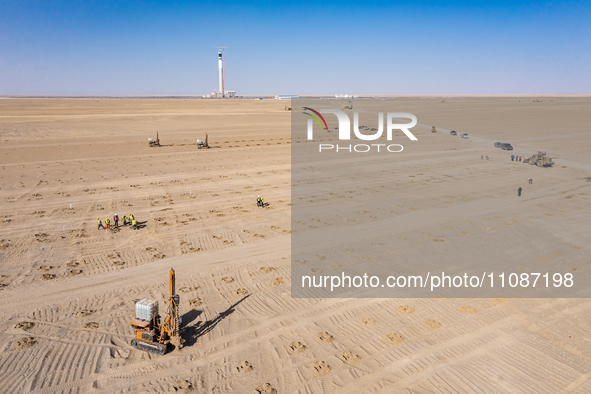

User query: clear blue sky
[1,1,590,95]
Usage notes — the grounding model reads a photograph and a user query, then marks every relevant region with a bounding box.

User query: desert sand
[0,97,590,393]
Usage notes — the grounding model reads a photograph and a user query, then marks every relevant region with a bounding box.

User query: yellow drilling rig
[197,133,210,149]
[129,268,183,355]
[148,132,161,147]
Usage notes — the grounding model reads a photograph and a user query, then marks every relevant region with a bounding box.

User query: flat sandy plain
[0,97,590,393]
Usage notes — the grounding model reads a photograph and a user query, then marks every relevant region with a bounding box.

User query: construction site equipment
[197,133,210,149]
[129,268,183,355]
[524,151,554,167]
[431,126,437,133]
[285,105,291,111]
[149,132,161,147]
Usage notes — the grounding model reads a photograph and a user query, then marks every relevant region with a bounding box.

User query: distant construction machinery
[148,132,161,147]
[129,268,183,355]
[524,151,554,167]
[197,133,210,149]
[146,132,213,149]
[431,126,437,133]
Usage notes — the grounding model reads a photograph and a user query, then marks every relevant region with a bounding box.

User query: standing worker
[518,186,522,197]
[97,217,104,230]
[129,213,134,222]
[105,217,111,230]
[257,195,262,207]
[114,213,119,228]
[122,214,128,226]
[511,155,515,161]
[132,218,138,230]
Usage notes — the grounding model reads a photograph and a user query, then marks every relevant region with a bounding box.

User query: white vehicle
[461,133,469,139]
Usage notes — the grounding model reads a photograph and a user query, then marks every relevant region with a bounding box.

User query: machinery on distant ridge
[148,132,161,147]
[431,126,437,133]
[197,133,210,149]
[129,268,183,355]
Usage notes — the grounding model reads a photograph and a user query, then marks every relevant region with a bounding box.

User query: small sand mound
[67,261,80,267]
[287,341,307,354]
[189,298,202,307]
[235,288,249,296]
[15,322,35,330]
[271,277,285,286]
[259,267,276,274]
[338,351,361,364]
[423,319,442,329]
[76,309,96,317]
[42,274,56,280]
[361,318,377,327]
[235,360,253,373]
[383,333,405,345]
[154,253,165,259]
[69,269,83,276]
[83,322,99,329]
[254,383,277,394]
[459,306,478,314]
[37,265,54,272]
[112,261,125,266]
[315,331,335,344]
[309,361,332,377]
[173,380,193,393]
[221,277,235,284]
[398,305,415,314]
[14,337,37,350]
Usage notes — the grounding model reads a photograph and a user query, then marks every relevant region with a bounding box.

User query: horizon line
[2,93,591,99]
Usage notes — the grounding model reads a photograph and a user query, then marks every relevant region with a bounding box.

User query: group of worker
[511,155,522,161]
[97,213,139,231]
[256,195,267,208]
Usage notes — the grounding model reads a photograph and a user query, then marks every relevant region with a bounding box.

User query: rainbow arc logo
[302,107,328,131]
